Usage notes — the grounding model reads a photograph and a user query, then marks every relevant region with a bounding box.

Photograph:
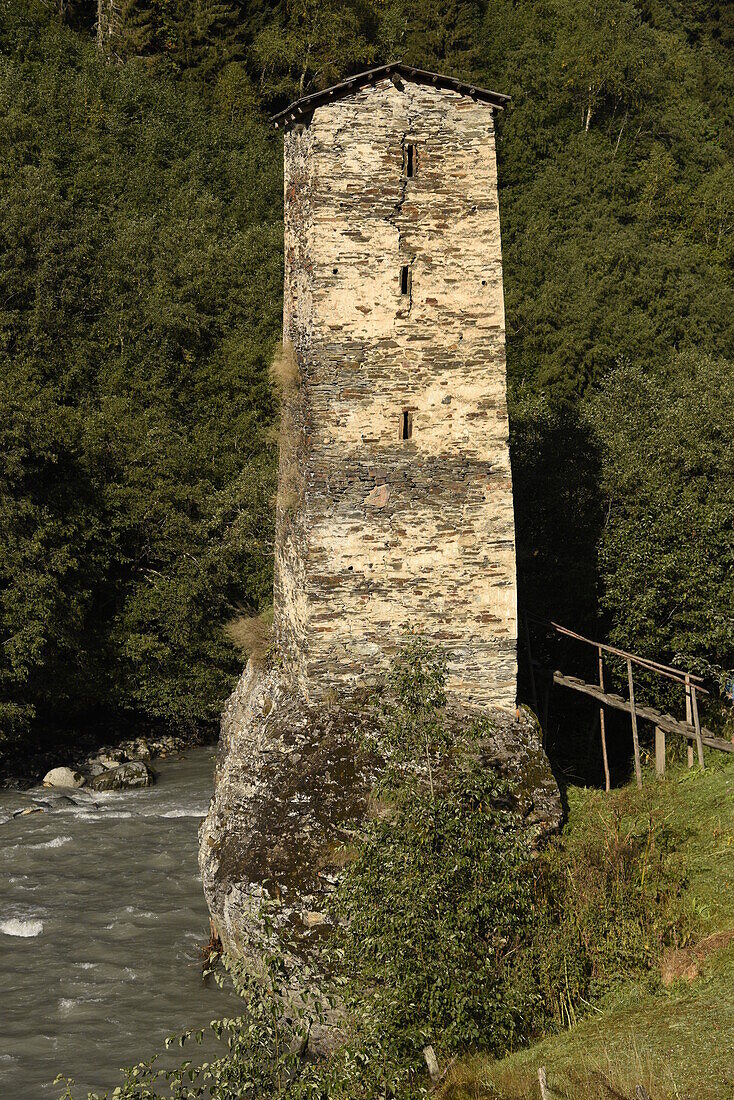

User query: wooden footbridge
[521,613,734,790]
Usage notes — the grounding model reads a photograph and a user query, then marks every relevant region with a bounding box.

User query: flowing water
[0,748,240,1098]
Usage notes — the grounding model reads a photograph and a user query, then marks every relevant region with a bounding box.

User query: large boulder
[199,662,561,960]
[42,767,85,789]
[89,761,155,791]
[199,663,377,958]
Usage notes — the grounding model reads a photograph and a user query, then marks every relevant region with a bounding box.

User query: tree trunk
[97,0,120,58]
[299,41,312,97]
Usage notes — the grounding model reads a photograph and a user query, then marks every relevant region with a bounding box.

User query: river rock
[118,738,152,763]
[42,767,85,789]
[92,751,126,769]
[199,662,376,962]
[33,792,77,807]
[89,761,155,791]
[198,661,561,1058]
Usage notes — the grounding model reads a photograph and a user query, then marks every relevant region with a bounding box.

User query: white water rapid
[0,748,239,1097]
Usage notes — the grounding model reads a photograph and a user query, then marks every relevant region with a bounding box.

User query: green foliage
[370,635,452,796]
[311,641,535,1084]
[529,798,692,1029]
[586,352,734,691]
[336,765,536,1055]
[440,761,734,1100]
[249,0,377,103]
[0,9,281,756]
[161,0,242,76]
[376,0,486,73]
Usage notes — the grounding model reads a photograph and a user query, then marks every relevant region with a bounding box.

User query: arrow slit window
[400,265,411,295]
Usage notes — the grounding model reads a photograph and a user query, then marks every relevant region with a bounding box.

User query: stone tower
[200,71,562,957]
[272,65,517,712]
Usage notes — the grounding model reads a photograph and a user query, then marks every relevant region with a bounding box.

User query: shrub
[336,762,537,1050]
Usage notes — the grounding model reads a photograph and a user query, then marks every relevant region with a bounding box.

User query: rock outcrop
[199,660,561,959]
[199,661,377,957]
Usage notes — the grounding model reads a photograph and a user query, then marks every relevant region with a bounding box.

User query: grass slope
[442,758,734,1100]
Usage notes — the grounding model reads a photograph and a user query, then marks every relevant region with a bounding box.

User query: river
[0,747,240,1098]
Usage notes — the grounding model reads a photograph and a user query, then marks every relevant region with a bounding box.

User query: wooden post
[598,646,611,792]
[423,1046,440,1083]
[685,674,694,768]
[690,685,705,769]
[627,658,643,789]
[538,1067,551,1100]
[522,613,540,717]
[655,726,666,778]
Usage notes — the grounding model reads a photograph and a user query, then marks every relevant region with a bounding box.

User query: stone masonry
[274,71,517,710]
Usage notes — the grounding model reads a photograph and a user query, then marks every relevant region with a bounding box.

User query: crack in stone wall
[388,102,418,311]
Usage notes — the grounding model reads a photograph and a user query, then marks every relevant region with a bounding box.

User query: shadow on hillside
[508,396,633,789]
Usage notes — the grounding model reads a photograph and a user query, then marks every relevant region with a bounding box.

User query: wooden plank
[423,1046,440,1082]
[685,675,694,769]
[690,686,705,769]
[628,658,643,789]
[598,646,610,792]
[552,672,734,755]
[525,613,706,687]
[655,726,666,778]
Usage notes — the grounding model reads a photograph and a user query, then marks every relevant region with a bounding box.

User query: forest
[1,0,732,773]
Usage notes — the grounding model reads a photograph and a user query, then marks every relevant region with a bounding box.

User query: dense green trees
[486,1,734,714]
[0,7,281,759]
[1,0,732,765]
[587,352,734,688]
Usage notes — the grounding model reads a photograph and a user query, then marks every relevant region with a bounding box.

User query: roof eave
[271,63,511,128]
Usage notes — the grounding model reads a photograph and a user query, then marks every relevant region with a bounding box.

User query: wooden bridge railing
[520,612,732,790]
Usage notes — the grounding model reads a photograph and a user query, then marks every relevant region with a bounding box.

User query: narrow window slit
[405,142,416,178]
[400,410,413,440]
[400,265,410,296]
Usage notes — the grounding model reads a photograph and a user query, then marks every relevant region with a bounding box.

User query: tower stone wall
[274,76,517,711]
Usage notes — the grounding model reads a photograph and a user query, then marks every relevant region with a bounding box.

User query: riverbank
[439,758,734,1100]
[0,723,216,790]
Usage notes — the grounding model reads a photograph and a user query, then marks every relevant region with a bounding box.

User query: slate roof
[271,63,511,128]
